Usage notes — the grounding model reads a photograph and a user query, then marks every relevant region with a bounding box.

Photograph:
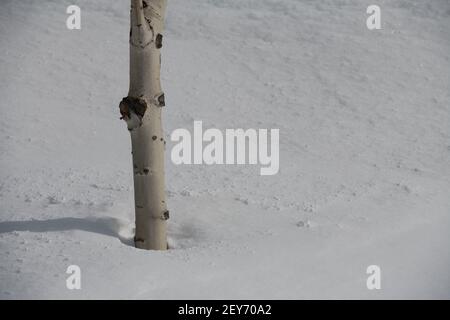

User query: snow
[1,0,450,299]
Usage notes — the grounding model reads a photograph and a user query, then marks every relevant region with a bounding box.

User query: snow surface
[0,0,450,299]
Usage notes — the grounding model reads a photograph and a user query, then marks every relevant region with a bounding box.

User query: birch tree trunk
[119,0,169,250]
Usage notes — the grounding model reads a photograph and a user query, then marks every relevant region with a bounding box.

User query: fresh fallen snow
[0,0,450,299]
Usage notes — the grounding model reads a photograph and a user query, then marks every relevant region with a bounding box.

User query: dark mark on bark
[155,34,163,49]
[134,237,145,244]
[119,96,148,120]
[152,136,157,140]
[157,93,165,107]
[162,210,170,220]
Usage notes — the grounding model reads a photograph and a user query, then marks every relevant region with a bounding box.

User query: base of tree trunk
[134,217,168,250]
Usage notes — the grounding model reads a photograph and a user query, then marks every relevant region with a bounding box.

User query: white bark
[119,0,168,250]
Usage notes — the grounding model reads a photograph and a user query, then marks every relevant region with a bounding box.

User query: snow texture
[0,0,449,299]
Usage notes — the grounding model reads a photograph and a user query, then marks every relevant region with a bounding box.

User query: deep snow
[0,0,449,299]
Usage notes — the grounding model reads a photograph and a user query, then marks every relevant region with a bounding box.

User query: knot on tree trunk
[119,96,148,130]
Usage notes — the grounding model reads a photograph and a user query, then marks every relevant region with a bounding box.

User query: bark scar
[157,93,165,107]
[155,34,163,48]
[134,237,145,244]
[119,96,148,130]
[130,0,156,49]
